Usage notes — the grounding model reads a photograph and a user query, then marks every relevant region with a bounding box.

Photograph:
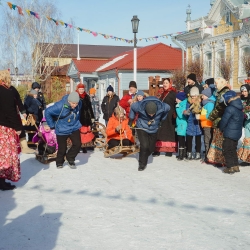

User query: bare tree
[216,57,233,82]
[0,0,74,81]
[170,68,186,91]
[187,59,204,83]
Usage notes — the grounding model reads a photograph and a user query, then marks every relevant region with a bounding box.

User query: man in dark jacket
[101,85,119,125]
[31,82,46,110]
[219,91,244,174]
[129,97,170,171]
[184,73,203,96]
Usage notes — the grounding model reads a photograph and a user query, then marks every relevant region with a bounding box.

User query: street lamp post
[131,15,140,82]
[15,67,18,86]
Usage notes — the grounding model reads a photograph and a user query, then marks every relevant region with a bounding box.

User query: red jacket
[119,93,135,117]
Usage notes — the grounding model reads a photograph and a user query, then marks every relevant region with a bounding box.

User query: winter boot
[232,166,240,172]
[152,152,160,157]
[195,152,201,160]
[80,147,87,153]
[223,167,235,174]
[20,138,36,154]
[0,178,15,191]
[186,152,192,160]
[165,152,172,157]
[138,164,147,171]
[177,148,185,161]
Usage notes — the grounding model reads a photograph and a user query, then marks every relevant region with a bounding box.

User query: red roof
[96,43,182,72]
[72,59,108,73]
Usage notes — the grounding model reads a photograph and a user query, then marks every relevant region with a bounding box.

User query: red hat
[77,83,85,89]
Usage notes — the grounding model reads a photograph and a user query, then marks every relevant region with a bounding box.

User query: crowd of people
[0,69,249,190]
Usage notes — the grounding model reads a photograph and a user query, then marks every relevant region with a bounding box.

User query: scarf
[76,90,87,99]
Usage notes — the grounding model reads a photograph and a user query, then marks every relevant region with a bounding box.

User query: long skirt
[80,126,95,147]
[237,138,250,163]
[207,128,226,165]
[154,140,178,153]
[0,126,21,182]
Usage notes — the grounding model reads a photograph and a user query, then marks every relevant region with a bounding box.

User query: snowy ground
[1,146,250,250]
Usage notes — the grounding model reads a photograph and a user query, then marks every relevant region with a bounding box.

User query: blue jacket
[175,99,188,136]
[24,95,41,122]
[129,96,170,134]
[185,102,202,136]
[220,97,244,141]
[45,95,82,135]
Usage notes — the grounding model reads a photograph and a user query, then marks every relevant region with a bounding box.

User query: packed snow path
[1,150,250,250]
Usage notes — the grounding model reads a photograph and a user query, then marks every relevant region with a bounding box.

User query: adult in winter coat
[89,88,101,121]
[129,96,170,171]
[219,91,244,174]
[119,81,137,117]
[207,77,231,166]
[76,83,95,153]
[0,73,22,190]
[31,82,46,110]
[101,85,119,124]
[175,92,188,160]
[45,92,82,169]
[237,84,250,164]
[106,106,134,149]
[152,78,177,157]
[184,73,203,96]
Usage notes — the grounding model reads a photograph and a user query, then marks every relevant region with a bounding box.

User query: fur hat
[77,83,85,89]
[137,90,144,96]
[0,70,11,86]
[190,86,199,96]
[68,92,80,103]
[176,92,186,101]
[187,73,196,82]
[30,89,38,95]
[89,88,96,95]
[205,78,214,86]
[201,87,212,98]
[145,101,157,114]
[129,81,137,88]
[223,91,237,105]
[107,85,114,92]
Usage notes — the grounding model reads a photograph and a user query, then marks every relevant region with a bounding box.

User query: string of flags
[6,1,250,43]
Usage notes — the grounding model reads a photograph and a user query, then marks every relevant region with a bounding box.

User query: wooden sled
[35,152,57,164]
[104,145,140,159]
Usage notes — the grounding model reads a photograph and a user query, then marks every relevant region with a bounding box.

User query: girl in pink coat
[32,118,58,155]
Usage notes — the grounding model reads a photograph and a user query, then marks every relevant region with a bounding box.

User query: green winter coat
[175,99,188,136]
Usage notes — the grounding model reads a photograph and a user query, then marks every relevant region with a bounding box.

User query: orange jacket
[106,114,134,143]
[200,108,213,128]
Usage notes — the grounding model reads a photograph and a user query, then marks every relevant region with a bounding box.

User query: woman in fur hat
[0,70,22,190]
[76,83,95,153]
[206,77,231,166]
[152,78,177,157]
[237,84,250,165]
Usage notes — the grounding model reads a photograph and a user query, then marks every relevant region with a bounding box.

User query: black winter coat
[79,95,94,126]
[0,85,22,131]
[219,97,244,141]
[156,91,176,142]
[31,82,46,110]
[101,94,119,121]
[184,82,203,96]
[24,95,42,123]
[9,86,26,114]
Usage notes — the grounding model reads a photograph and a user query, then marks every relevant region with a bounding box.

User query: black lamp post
[131,15,140,82]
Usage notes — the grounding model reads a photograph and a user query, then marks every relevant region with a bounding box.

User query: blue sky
[0,0,212,47]
[53,0,212,47]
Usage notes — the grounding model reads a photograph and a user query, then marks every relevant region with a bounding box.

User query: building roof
[72,59,107,73]
[96,43,182,72]
[41,43,135,59]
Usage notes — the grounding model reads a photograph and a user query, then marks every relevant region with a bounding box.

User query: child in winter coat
[219,91,244,174]
[32,119,58,156]
[200,86,216,162]
[183,86,202,160]
[175,92,188,160]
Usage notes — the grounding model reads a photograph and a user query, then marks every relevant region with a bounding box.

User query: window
[205,53,212,76]
[193,54,200,61]
[216,50,225,77]
[241,46,250,75]
[225,12,231,24]
[54,61,59,66]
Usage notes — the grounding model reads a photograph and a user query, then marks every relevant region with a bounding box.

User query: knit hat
[222,91,237,105]
[145,101,157,114]
[32,82,41,89]
[201,87,212,98]
[77,83,85,89]
[176,91,186,101]
[129,81,137,88]
[30,89,38,95]
[89,88,96,95]
[187,73,196,82]
[42,121,48,126]
[137,90,144,96]
[240,84,250,93]
[189,86,199,96]
[107,85,114,92]
[68,92,80,103]
[205,78,214,86]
